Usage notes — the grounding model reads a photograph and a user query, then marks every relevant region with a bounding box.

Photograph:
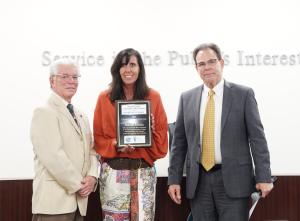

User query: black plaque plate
[116,100,151,147]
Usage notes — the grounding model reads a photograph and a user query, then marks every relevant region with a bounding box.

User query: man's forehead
[196,49,217,60]
[57,64,78,72]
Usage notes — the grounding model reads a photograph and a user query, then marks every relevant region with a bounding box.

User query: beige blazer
[30,94,98,216]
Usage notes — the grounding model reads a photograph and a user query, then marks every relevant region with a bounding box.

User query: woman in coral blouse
[93,48,168,221]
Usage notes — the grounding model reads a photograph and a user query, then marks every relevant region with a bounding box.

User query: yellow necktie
[201,90,215,171]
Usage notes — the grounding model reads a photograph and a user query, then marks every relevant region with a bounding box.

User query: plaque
[116,100,151,147]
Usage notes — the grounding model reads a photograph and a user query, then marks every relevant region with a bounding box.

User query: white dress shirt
[200,79,224,164]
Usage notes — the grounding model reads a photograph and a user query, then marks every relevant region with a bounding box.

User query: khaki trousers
[32,210,83,221]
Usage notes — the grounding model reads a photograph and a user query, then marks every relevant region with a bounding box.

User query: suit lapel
[61,105,83,136]
[194,86,203,147]
[221,80,233,132]
[49,95,83,137]
[75,111,88,149]
[74,110,86,138]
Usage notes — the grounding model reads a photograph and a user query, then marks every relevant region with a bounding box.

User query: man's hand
[168,184,182,204]
[256,182,273,198]
[78,176,97,198]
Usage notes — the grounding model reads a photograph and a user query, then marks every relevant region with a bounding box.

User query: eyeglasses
[196,58,219,69]
[54,74,81,82]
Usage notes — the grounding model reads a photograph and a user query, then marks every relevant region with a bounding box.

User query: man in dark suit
[168,43,273,221]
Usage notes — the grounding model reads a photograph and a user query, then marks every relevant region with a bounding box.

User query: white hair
[49,58,79,76]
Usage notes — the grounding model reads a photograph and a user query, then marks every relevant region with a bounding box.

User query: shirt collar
[52,92,69,106]
[203,78,224,97]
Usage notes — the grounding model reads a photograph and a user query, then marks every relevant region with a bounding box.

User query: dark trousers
[190,166,249,221]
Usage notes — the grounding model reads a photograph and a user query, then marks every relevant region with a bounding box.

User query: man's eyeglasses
[196,58,219,69]
[54,74,81,82]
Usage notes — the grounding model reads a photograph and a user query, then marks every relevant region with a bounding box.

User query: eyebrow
[57,73,79,76]
[122,61,137,65]
[197,58,217,63]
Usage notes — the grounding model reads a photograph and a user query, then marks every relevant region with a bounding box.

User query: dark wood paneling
[0,177,299,221]
[0,180,32,221]
[249,176,300,221]
[85,185,102,221]
[155,178,190,221]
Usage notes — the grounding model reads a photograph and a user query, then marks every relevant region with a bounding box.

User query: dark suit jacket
[168,80,271,199]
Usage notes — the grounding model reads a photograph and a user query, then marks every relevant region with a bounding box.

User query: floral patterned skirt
[99,162,157,221]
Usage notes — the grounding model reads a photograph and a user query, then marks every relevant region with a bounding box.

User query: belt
[105,158,151,170]
[201,164,222,172]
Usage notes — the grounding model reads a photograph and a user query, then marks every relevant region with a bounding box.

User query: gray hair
[49,58,79,76]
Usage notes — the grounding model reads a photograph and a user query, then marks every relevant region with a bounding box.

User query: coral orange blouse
[93,89,168,166]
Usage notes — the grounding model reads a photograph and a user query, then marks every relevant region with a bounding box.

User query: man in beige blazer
[30,59,98,221]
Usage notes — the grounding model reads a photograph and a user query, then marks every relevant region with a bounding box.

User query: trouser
[190,166,249,221]
[32,209,83,221]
